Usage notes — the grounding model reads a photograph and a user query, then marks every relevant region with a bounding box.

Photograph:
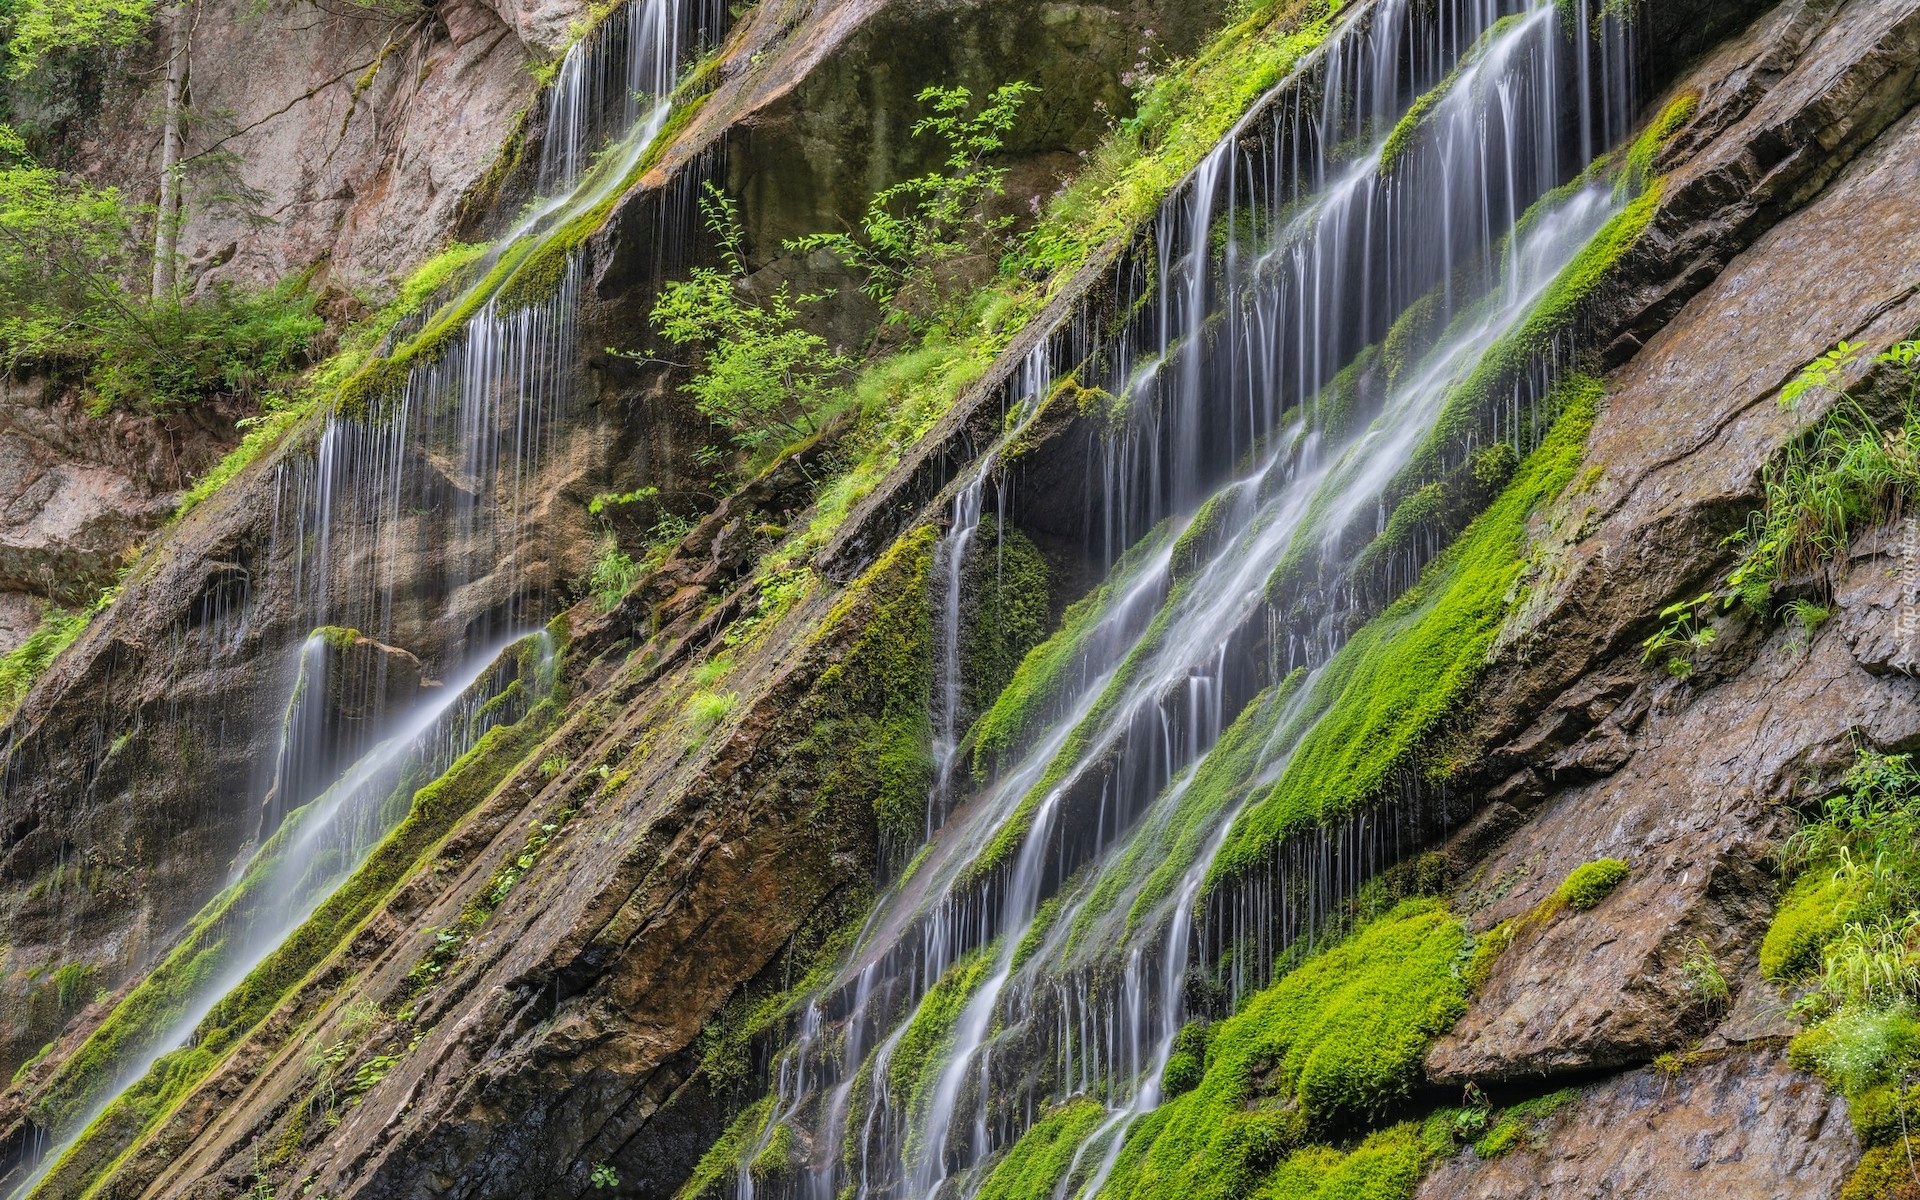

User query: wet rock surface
[1430,12,1920,1086]
[1417,1051,1856,1200]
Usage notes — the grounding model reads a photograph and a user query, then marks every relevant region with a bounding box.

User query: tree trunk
[150,0,191,300]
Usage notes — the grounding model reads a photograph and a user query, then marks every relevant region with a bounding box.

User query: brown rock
[1417,1051,1856,1200]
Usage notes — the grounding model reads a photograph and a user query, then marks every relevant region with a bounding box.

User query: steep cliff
[1,0,1917,1196]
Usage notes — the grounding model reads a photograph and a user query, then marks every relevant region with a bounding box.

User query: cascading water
[4,2,720,1195]
[724,0,1638,1194]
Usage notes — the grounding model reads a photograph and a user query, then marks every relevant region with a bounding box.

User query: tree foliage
[787,81,1036,326]
[636,83,1036,456]
[0,0,152,79]
[0,123,321,411]
[644,181,851,450]
[0,122,137,355]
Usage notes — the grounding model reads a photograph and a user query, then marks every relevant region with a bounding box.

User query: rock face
[0,378,245,650]
[1428,0,1920,1088]
[1417,1052,1856,1200]
[68,0,588,293]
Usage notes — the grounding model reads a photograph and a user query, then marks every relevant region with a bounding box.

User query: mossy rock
[1555,858,1629,911]
[1761,867,1861,983]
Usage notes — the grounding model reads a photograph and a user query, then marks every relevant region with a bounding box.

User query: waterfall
[725,0,1637,1194]
[4,1,722,1194]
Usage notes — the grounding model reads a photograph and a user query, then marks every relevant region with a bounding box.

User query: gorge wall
[1,0,1918,1196]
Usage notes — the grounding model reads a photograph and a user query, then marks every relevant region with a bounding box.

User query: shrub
[86,278,324,413]
[1724,339,1920,612]
[641,182,850,453]
[787,82,1036,327]
[0,593,106,720]
[588,536,641,611]
[1,127,322,412]
[1554,858,1629,911]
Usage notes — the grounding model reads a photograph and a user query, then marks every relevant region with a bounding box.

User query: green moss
[1161,1050,1205,1098]
[314,625,360,651]
[1471,1120,1522,1159]
[1762,862,1865,984]
[959,519,1052,719]
[1015,0,1342,279]
[1621,90,1699,190]
[811,526,937,845]
[1408,186,1657,483]
[1554,858,1629,911]
[694,885,873,1095]
[1466,1089,1580,1161]
[749,1122,798,1184]
[1844,1081,1920,1148]
[974,1098,1111,1200]
[26,673,555,1179]
[1212,376,1601,887]
[1097,901,1468,1200]
[1171,492,1235,583]
[676,1096,773,1200]
[970,523,1172,776]
[1061,673,1307,962]
[1838,1140,1920,1200]
[1461,922,1515,991]
[1251,1122,1434,1200]
[889,948,997,1149]
[1379,15,1526,172]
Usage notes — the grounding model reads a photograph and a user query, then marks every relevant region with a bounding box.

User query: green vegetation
[0,127,322,412]
[810,526,937,846]
[958,519,1052,719]
[973,1098,1109,1200]
[1061,671,1308,962]
[685,688,737,746]
[970,525,1172,776]
[1554,858,1628,911]
[641,182,852,451]
[1621,90,1700,189]
[1378,14,1526,172]
[1639,590,1717,679]
[2,0,151,77]
[1468,1088,1579,1160]
[727,0,1343,577]
[1723,339,1920,613]
[1096,901,1467,1200]
[1410,186,1656,483]
[677,1096,773,1200]
[1212,376,1601,886]
[22,665,555,1189]
[1769,750,1920,1093]
[693,886,872,1096]
[1761,867,1862,983]
[0,594,100,719]
[588,535,642,611]
[888,947,996,1157]
[789,82,1036,328]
